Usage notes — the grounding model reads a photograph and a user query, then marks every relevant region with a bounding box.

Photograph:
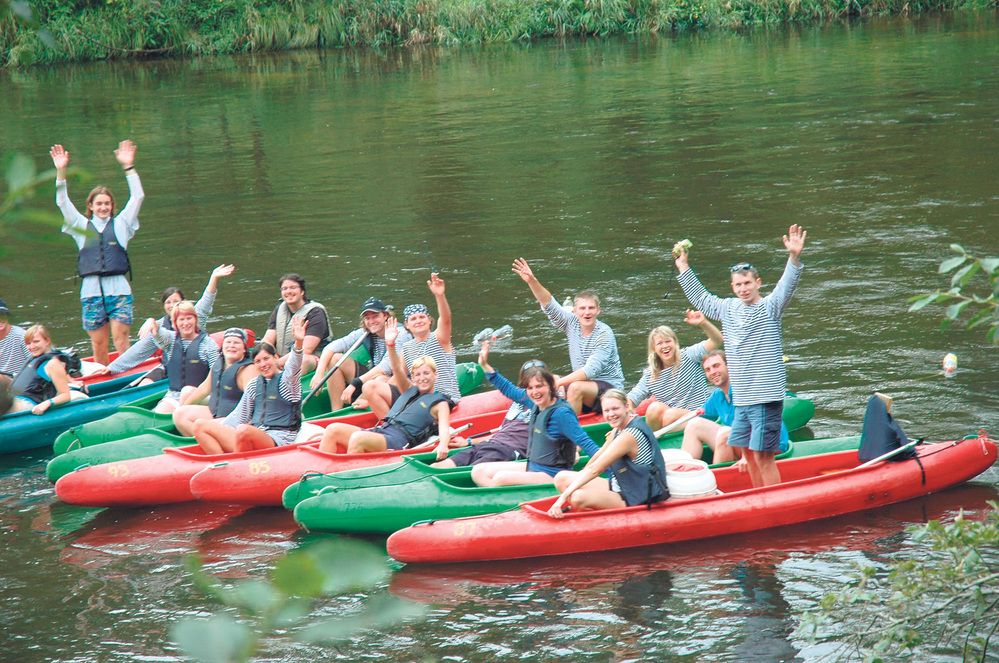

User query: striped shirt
[678,259,802,406]
[326,327,414,376]
[627,341,713,409]
[542,298,625,389]
[402,334,461,402]
[0,325,30,376]
[224,348,303,445]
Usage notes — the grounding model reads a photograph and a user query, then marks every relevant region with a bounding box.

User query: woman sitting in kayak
[318,318,453,456]
[171,327,257,436]
[548,389,668,518]
[627,309,722,431]
[430,354,546,469]
[3,325,86,416]
[470,343,600,487]
[192,317,307,454]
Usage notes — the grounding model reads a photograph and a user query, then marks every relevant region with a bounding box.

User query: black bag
[56,348,83,378]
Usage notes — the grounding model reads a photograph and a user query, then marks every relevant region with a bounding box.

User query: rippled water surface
[1,11,998,661]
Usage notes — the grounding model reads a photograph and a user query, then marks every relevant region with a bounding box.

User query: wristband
[350,377,364,391]
[123,166,136,172]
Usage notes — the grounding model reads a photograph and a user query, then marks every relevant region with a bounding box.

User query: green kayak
[46,361,486,482]
[291,432,859,535]
[51,355,485,455]
[282,394,815,511]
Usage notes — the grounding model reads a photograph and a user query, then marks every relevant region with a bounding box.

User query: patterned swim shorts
[81,295,134,331]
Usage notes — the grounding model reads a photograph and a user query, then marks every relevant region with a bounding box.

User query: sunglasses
[521,360,547,371]
[730,262,756,273]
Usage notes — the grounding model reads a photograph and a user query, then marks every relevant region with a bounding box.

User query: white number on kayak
[107,464,129,478]
[453,521,477,536]
[249,460,270,475]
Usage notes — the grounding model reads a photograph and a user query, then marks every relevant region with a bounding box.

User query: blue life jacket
[208,356,252,418]
[526,400,577,469]
[166,332,211,392]
[77,220,131,278]
[250,372,301,431]
[383,386,450,446]
[608,416,669,507]
[10,352,65,404]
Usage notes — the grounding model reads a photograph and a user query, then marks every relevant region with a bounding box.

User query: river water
[2,11,998,661]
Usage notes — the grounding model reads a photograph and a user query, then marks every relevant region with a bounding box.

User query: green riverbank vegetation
[2,0,997,67]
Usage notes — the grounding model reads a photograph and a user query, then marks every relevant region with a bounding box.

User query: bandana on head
[404,304,429,320]
[223,327,248,343]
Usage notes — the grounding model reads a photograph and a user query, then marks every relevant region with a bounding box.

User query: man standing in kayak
[511,258,624,414]
[675,225,806,487]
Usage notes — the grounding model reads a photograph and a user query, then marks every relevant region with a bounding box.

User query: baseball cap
[361,297,388,314]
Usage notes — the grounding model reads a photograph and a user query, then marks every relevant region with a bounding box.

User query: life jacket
[208,356,252,418]
[166,332,211,393]
[273,301,332,356]
[77,219,131,279]
[608,416,669,507]
[10,352,67,404]
[383,386,450,446]
[525,400,577,469]
[250,372,301,431]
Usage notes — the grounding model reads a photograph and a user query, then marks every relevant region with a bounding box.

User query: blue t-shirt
[702,386,789,452]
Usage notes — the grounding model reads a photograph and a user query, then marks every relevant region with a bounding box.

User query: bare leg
[430,458,457,469]
[681,417,718,459]
[362,380,394,419]
[87,325,111,366]
[326,356,356,411]
[319,423,361,453]
[471,461,529,487]
[747,449,780,487]
[346,429,390,454]
[173,404,213,436]
[565,380,599,415]
[234,424,277,453]
[110,320,131,355]
[568,480,627,512]
[153,395,181,414]
[193,418,239,455]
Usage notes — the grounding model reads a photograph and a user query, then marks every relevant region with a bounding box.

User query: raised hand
[291,315,308,345]
[212,264,236,280]
[477,339,492,372]
[384,317,399,346]
[783,224,807,261]
[684,309,705,326]
[427,272,446,297]
[50,145,69,170]
[511,258,536,284]
[114,139,136,168]
[674,245,690,272]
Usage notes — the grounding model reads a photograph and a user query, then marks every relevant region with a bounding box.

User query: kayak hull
[386,435,998,564]
[293,435,859,534]
[190,390,513,506]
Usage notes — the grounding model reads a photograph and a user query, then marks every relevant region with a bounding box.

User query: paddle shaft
[417,422,474,448]
[125,368,157,389]
[653,408,704,438]
[856,439,919,469]
[301,332,368,407]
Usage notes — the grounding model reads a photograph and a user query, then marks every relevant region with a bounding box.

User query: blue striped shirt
[678,259,802,406]
[542,298,624,389]
[627,341,713,409]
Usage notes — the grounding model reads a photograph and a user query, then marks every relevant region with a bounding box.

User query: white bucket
[665,459,718,499]
[661,448,694,463]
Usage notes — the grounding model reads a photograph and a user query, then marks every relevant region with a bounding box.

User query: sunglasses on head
[521,360,546,371]
[730,262,756,273]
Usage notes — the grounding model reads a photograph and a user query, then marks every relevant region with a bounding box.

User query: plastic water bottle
[943,353,957,378]
[491,325,513,342]
[562,295,574,311]
[473,327,494,345]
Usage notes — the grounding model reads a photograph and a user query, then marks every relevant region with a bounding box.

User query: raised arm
[428,273,452,353]
[512,258,555,309]
[50,145,86,231]
[783,224,806,268]
[547,429,637,518]
[194,264,235,324]
[384,319,411,393]
[685,309,723,350]
[114,140,144,226]
[675,246,726,321]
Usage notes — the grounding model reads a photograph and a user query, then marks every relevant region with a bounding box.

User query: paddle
[652,408,704,438]
[124,367,158,389]
[301,332,368,408]
[412,422,474,450]
[855,439,919,469]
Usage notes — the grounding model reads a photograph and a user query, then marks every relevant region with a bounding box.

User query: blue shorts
[81,295,133,331]
[372,424,413,450]
[729,401,783,453]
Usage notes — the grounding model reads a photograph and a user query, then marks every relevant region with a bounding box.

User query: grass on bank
[2,0,997,66]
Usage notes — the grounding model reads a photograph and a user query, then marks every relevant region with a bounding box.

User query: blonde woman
[4,325,86,416]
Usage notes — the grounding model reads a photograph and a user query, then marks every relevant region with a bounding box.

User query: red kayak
[55,389,510,507]
[387,433,997,564]
[188,389,534,505]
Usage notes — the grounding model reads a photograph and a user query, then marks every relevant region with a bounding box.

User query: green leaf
[908,294,936,312]
[988,325,999,344]
[965,307,994,330]
[951,262,977,288]
[946,300,971,320]
[295,596,425,644]
[271,550,325,598]
[950,243,966,255]
[170,614,255,663]
[958,261,982,287]
[5,153,36,193]
[225,580,280,614]
[312,541,390,593]
[980,257,999,275]
[938,255,967,274]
